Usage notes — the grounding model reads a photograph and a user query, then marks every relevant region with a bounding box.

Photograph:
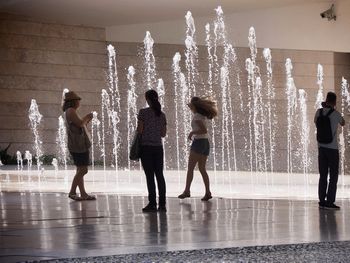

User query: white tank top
[191,113,209,139]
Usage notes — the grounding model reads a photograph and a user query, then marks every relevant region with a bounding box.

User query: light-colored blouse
[191,113,208,139]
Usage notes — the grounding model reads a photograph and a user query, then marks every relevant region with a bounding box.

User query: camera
[320,4,336,21]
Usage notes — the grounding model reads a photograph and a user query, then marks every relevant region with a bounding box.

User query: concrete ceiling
[0,0,332,27]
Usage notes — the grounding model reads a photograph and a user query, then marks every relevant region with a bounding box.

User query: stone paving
[24,241,350,263]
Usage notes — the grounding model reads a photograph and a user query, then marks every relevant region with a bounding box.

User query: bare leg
[77,166,88,197]
[69,166,88,196]
[198,155,211,194]
[184,151,200,193]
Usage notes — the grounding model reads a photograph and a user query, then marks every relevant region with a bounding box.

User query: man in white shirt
[314,92,345,210]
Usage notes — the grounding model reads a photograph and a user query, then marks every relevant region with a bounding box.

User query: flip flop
[178,192,191,199]
[68,193,83,201]
[81,195,96,201]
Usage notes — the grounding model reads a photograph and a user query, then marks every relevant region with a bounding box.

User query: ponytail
[145,89,162,116]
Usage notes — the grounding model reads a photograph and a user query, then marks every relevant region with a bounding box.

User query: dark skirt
[70,151,90,166]
[191,138,210,156]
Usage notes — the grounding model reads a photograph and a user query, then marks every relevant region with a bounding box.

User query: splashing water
[298,89,310,179]
[107,44,121,113]
[107,44,121,170]
[212,7,240,171]
[91,111,101,170]
[185,11,199,97]
[51,158,58,172]
[172,51,191,170]
[62,88,69,102]
[245,53,254,171]
[213,6,225,84]
[220,66,232,170]
[246,44,267,173]
[56,116,68,170]
[253,76,268,173]
[24,150,32,170]
[205,23,217,172]
[340,77,350,184]
[16,151,23,170]
[180,72,191,168]
[172,53,182,170]
[28,99,43,171]
[285,58,298,174]
[21,6,350,181]
[143,31,157,90]
[246,27,268,173]
[101,89,111,170]
[263,48,277,173]
[315,64,324,109]
[156,79,167,168]
[127,66,138,170]
[111,111,120,172]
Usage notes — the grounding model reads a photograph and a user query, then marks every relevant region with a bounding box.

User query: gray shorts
[191,139,210,156]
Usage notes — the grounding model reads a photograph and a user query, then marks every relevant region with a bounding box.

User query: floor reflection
[0,192,349,263]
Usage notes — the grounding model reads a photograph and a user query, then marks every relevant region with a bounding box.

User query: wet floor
[1,192,350,262]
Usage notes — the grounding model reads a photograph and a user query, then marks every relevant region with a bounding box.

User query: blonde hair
[190,97,218,119]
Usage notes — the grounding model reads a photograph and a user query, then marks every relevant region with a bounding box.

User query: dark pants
[141,145,166,206]
[318,147,339,204]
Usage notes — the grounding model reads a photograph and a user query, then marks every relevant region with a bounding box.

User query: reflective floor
[2,168,350,199]
[1,192,350,263]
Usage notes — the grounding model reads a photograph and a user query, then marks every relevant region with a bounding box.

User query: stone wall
[1,13,349,173]
[0,13,108,159]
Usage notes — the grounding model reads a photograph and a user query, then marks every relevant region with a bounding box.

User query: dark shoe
[324,203,340,210]
[178,191,191,199]
[319,202,326,209]
[201,193,212,201]
[68,193,83,201]
[80,195,96,201]
[142,204,157,213]
[158,206,167,212]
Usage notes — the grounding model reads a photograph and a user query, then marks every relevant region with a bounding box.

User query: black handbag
[129,133,142,161]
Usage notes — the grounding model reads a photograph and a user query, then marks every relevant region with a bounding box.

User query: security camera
[320,4,336,21]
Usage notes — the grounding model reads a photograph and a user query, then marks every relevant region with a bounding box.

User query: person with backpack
[315,92,345,210]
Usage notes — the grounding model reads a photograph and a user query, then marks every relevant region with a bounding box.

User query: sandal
[68,193,83,201]
[201,193,212,201]
[81,195,96,201]
[178,192,191,199]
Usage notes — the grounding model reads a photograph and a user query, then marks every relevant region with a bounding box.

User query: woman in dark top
[137,90,167,212]
[63,91,96,201]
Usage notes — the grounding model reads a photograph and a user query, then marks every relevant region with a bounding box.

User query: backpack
[316,108,334,144]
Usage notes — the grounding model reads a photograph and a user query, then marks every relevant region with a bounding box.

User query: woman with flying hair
[178,96,218,201]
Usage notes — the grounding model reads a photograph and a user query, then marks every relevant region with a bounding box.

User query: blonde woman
[178,97,218,201]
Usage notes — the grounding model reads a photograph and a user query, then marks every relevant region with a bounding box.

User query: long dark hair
[190,96,218,119]
[145,89,162,116]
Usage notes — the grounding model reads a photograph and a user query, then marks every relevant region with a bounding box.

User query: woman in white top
[178,97,218,201]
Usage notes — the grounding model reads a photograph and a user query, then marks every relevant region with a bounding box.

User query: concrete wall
[107,0,350,53]
[0,13,108,157]
[1,13,349,173]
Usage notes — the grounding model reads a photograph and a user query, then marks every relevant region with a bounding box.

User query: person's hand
[86,112,93,122]
[188,132,194,141]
